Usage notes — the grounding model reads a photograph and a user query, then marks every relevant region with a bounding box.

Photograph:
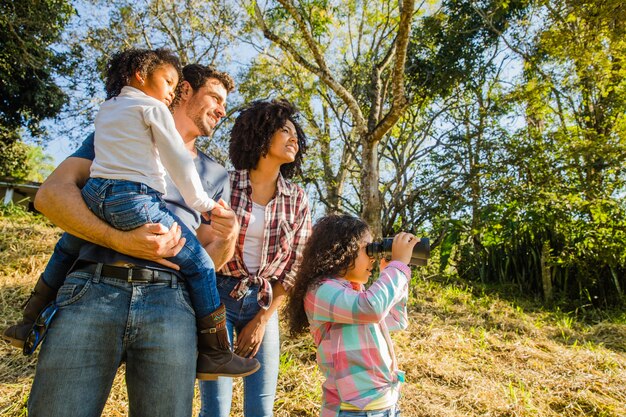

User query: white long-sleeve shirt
[90,86,215,212]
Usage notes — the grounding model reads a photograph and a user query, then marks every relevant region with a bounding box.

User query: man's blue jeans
[81,177,220,317]
[28,267,197,417]
[199,275,281,417]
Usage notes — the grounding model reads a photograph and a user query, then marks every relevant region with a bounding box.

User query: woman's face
[265,120,299,165]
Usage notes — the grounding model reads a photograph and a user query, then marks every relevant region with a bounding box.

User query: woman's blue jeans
[199,275,281,417]
[28,268,197,417]
[81,177,220,317]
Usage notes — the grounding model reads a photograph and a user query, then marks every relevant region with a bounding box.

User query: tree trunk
[361,137,382,238]
[541,241,553,302]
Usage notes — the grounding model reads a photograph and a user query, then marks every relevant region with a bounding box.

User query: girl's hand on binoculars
[391,232,418,265]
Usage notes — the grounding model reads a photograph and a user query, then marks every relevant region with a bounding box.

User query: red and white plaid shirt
[220,169,312,309]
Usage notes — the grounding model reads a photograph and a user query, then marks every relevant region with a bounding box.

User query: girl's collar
[332,275,364,291]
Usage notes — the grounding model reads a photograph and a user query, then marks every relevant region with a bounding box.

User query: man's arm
[35,157,184,267]
[196,199,239,270]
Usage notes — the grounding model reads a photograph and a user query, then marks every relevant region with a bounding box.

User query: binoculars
[366,237,430,266]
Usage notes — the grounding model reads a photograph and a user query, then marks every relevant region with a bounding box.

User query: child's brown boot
[196,304,260,380]
[2,275,57,348]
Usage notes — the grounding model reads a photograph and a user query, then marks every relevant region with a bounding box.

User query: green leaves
[0,0,75,143]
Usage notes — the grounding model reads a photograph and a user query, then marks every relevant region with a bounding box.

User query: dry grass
[1,211,625,417]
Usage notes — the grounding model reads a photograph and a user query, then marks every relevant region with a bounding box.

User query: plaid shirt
[220,169,312,309]
[304,261,411,417]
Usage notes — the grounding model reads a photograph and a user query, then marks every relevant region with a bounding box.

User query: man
[27,64,237,417]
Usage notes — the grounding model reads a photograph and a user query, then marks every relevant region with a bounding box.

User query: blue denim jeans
[28,267,197,417]
[41,232,85,289]
[81,177,220,316]
[199,275,281,417]
[337,405,401,417]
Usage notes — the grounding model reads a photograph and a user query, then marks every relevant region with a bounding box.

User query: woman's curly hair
[229,99,307,179]
[104,48,182,99]
[285,214,370,336]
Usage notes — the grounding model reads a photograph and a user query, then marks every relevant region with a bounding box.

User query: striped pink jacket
[304,261,411,417]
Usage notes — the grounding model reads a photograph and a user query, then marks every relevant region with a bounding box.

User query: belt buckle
[127,268,134,283]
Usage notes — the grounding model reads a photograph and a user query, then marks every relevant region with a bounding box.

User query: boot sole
[196,362,261,380]
[1,334,25,349]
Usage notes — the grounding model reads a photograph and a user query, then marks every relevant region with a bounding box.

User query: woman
[199,99,312,417]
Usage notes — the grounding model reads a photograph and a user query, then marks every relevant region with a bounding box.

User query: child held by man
[3,48,259,380]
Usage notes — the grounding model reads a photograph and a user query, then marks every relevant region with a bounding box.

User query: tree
[0,142,54,182]
[57,0,240,147]
[423,0,626,304]
[508,0,626,301]
[248,0,415,237]
[0,0,75,144]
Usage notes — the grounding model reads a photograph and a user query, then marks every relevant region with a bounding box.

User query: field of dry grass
[1,209,625,417]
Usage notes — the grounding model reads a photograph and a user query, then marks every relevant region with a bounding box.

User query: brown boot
[196,304,261,380]
[2,275,57,349]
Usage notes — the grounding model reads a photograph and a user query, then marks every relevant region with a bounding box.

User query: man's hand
[209,199,239,241]
[109,222,185,270]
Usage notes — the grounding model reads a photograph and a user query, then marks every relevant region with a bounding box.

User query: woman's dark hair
[104,48,182,99]
[229,99,307,179]
[285,214,370,336]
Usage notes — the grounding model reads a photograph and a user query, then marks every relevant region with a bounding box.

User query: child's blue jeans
[75,177,220,317]
[40,232,85,290]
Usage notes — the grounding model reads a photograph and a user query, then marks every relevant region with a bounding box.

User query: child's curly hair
[285,214,370,336]
[229,99,307,179]
[104,48,182,99]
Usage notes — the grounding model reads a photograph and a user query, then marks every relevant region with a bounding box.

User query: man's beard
[186,98,213,137]
[191,112,212,137]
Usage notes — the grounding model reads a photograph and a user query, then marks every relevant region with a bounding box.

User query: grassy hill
[1,209,625,416]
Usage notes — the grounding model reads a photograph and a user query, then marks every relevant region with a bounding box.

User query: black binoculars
[366,237,430,266]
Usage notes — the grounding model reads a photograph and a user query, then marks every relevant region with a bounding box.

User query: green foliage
[415,0,626,308]
[0,141,54,182]
[0,202,31,217]
[0,0,76,143]
[59,0,239,146]
[407,0,530,98]
[0,141,28,180]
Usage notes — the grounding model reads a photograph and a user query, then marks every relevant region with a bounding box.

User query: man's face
[184,78,228,137]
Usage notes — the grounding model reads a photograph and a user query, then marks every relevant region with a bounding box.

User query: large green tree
[59,0,239,149]
[0,0,75,144]
[421,0,626,304]
[247,0,415,237]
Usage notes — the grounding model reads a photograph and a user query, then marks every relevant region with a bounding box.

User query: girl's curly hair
[104,48,182,99]
[229,99,307,179]
[285,214,370,336]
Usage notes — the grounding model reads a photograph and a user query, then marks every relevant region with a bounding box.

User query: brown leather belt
[72,261,178,284]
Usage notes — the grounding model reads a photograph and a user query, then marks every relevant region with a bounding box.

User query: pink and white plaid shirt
[219,169,312,309]
[304,261,411,417]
